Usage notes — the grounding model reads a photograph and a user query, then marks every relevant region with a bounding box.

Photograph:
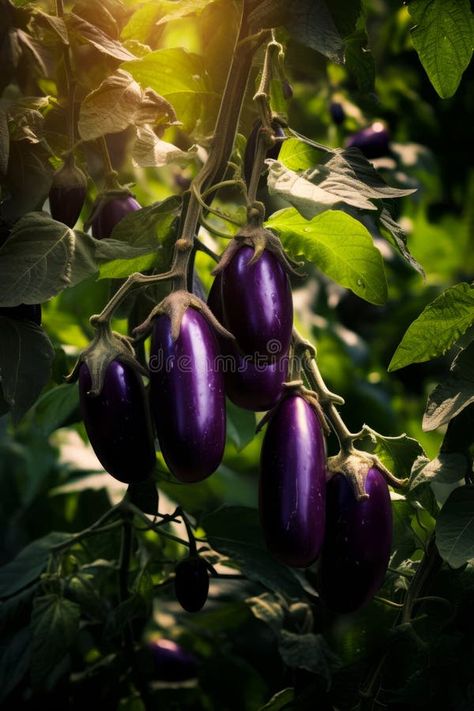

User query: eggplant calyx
[65,322,146,396]
[133,290,235,343]
[257,380,328,435]
[212,223,303,278]
[328,450,408,501]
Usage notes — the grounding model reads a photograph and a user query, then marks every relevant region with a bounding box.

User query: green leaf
[259,688,295,711]
[122,48,217,134]
[66,13,136,61]
[266,208,388,305]
[286,0,344,63]
[28,383,80,436]
[344,31,375,93]
[0,628,31,703]
[0,212,75,306]
[278,137,320,171]
[408,0,474,99]
[132,125,198,168]
[121,0,217,43]
[0,318,55,423]
[278,631,339,688]
[388,283,474,371]
[410,453,469,490]
[99,252,156,280]
[423,340,474,431]
[30,594,80,686]
[0,532,71,599]
[361,427,425,480]
[436,485,474,568]
[78,70,176,141]
[203,506,306,598]
[246,593,285,633]
[226,400,256,452]
[379,208,425,277]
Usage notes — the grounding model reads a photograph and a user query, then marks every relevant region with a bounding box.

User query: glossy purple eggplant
[174,556,209,613]
[149,308,225,483]
[220,245,293,360]
[207,275,286,411]
[147,639,198,682]
[49,161,87,228]
[79,359,155,483]
[0,303,42,325]
[259,394,327,567]
[346,122,390,159]
[329,101,345,125]
[320,467,392,613]
[244,119,286,186]
[91,194,141,239]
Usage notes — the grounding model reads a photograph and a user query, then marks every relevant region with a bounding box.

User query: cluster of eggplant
[69,120,393,615]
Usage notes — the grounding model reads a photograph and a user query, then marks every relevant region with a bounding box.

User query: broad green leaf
[266,208,388,305]
[278,631,340,688]
[246,593,285,633]
[286,0,344,62]
[31,594,80,685]
[122,48,218,133]
[226,400,256,452]
[423,340,474,431]
[0,532,71,598]
[132,125,198,168]
[436,486,474,568]
[361,427,425,480]
[259,688,295,711]
[408,0,474,98]
[65,13,136,61]
[388,283,474,371]
[410,453,469,490]
[278,138,320,171]
[0,212,75,306]
[29,383,80,436]
[344,31,375,93]
[203,506,306,598]
[78,71,175,141]
[0,318,54,423]
[0,628,31,703]
[379,208,425,277]
[121,0,217,43]
[99,252,156,280]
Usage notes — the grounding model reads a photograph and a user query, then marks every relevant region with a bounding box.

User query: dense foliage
[0,1,473,709]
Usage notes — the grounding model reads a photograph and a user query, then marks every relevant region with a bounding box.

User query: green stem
[55,0,76,152]
[98,136,120,189]
[51,506,121,552]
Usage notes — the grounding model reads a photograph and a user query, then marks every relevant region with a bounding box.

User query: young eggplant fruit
[49,160,87,228]
[220,245,293,360]
[174,556,209,613]
[91,194,141,238]
[259,393,327,567]
[147,639,198,682]
[207,274,286,411]
[79,359,155,483]
[346,122,390,159]
[149,307,226,483]
[320,467,393,613]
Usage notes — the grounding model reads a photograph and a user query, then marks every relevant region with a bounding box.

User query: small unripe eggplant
[220,245,293,360]
[149,308,225,483]
[91,194,141,239]
[346,122,390,159]
[207,275,286,411]
[320,467,392,613]
[244,120,286,186]
[79,359,155,483]
[0,303,42,325]
[49,160,87,228]
[259,394,327,567]
[329,101,345,125]
[174,556,209,613]
[147,639,198,682]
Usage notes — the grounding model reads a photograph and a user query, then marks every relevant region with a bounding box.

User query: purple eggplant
[0,303,42,325]
[329,101,345,125]
[149,307,225,483]
[174,556,209,613]
[346,122,390,159]
[220,245,293,360]
[79,359,155,483]
[244,119,286,186]
[320,467,392,613]
[147,639,198,682]
[207,275,286,411]
[259,393,327,567]
[91,194,141,239]
[48,160,87,229]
